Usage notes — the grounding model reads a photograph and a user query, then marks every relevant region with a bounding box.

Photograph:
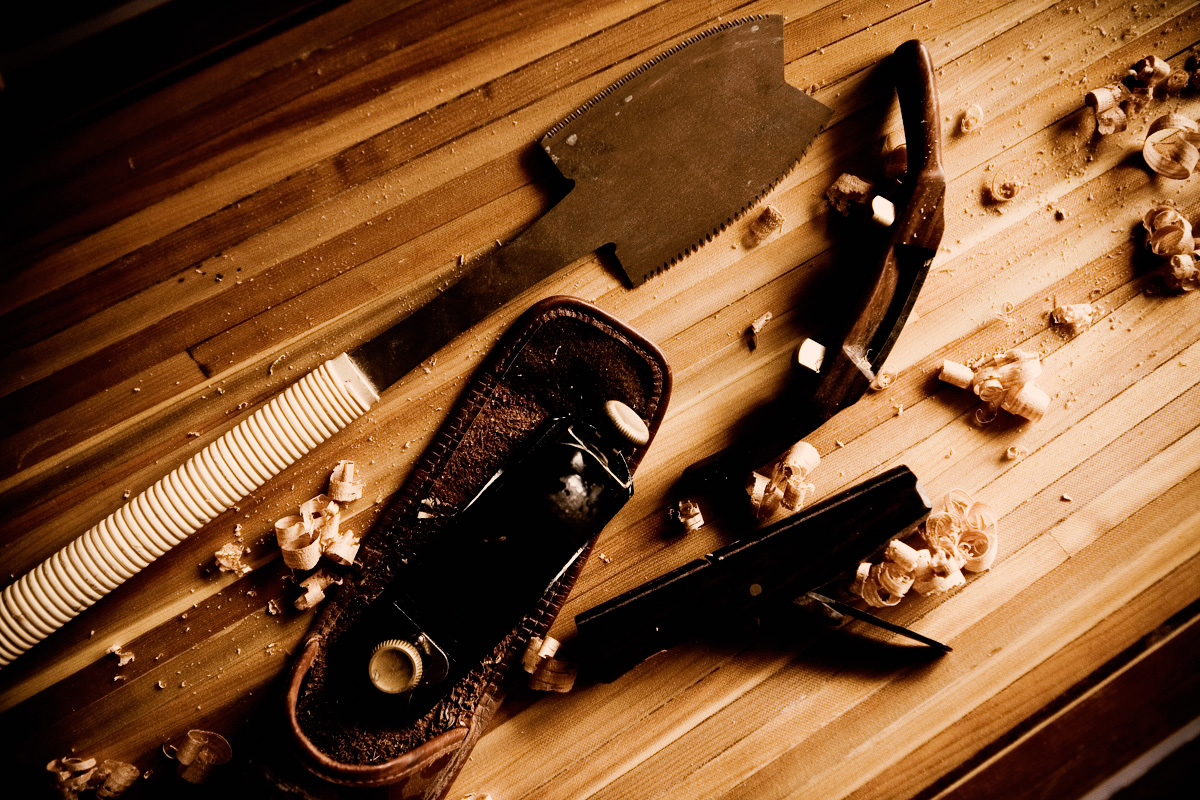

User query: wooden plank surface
[2,0,1198,797]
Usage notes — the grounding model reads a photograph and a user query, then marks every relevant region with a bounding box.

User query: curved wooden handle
[0,354,378,667]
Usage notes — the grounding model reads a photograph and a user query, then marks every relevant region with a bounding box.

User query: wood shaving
[1142,205,1195,256]
[852,489,997,607]
[670,499,705,531]
[213,542,251,575]
[1051,302,1096,335]
[987,171,1023,203]
[1005,444,1027,461]
[528,656,577,693]
[295,570,343,611]
[328,460,364,502]
[274,462,368,578]
[1142,114,1200,179]
[959,103,983,133]
[106,644,135,666]
[521,635,560,673]
[746,311,773,350]
[48,756,140,799]
[869,372,895,391]
[163,729,232,784]
[1127,55,1172,99]
[1165,254,1200,293]
[746,441,819,521]
[747,204,785,243]
[939,349,1049,423]
[1142,204,1200,292]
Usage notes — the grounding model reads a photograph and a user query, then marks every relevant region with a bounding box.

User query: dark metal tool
[0,16,832,667]
[677,39,945,503]
[571,466,942,683]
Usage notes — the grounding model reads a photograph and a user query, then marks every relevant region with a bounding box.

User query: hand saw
[0,16,831,667]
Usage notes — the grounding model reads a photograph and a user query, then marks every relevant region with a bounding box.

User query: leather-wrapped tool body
[270,297,671,799]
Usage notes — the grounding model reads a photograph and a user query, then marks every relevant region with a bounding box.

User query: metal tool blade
[803,591,951,652]
[543,15,831,286]
[351,15,830,389]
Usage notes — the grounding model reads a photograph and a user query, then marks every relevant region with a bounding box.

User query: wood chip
[747,204,785,243]
[1051,302,1096,335]
[746,311,773,349]
[106,644,135,666]
[214,542,251,575]
[671,499,705,532]
[959,103,983,133]
[825,173,874,214]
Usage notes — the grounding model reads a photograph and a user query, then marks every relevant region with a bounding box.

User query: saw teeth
[643,161,801,285]
[542,14,771,147]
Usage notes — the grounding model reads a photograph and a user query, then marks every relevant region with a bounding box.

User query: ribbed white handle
[0,354,379,666]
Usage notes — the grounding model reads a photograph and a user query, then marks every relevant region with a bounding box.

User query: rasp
[0,15,831,667]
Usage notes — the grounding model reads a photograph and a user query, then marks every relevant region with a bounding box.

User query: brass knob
[368,639,424,694]
[604,400,649,446]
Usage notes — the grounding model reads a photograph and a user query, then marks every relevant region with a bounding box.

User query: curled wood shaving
[1128,55,1172,98]
[295,570,343,611]
[275,515,321,570]
[328,460,364,502]
[1143,205,1195,256]
[1143,114,1200,179]
[852,489,998,607]
[1165,254,1200,293]
[869,372,895,391]
[528,656,577,692]
[987,171,1023,203]
[47,757,97,798]
[825,173,874,214]
[959,103,983,133]
[323,528,362,566]
[939,349,1049,423]
[274,462,368,579]
[1085,83,1130,116]
[1051,302,1096,335]
[521,634,560,673]
[747,441,820,520]
[747,205,785,243]
[746,311,773,350]
[163,729,232,784]
[1142,204,1200,292]
[671,499,705,532]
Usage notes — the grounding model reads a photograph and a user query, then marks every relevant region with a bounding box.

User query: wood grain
[1,0,1198,797]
